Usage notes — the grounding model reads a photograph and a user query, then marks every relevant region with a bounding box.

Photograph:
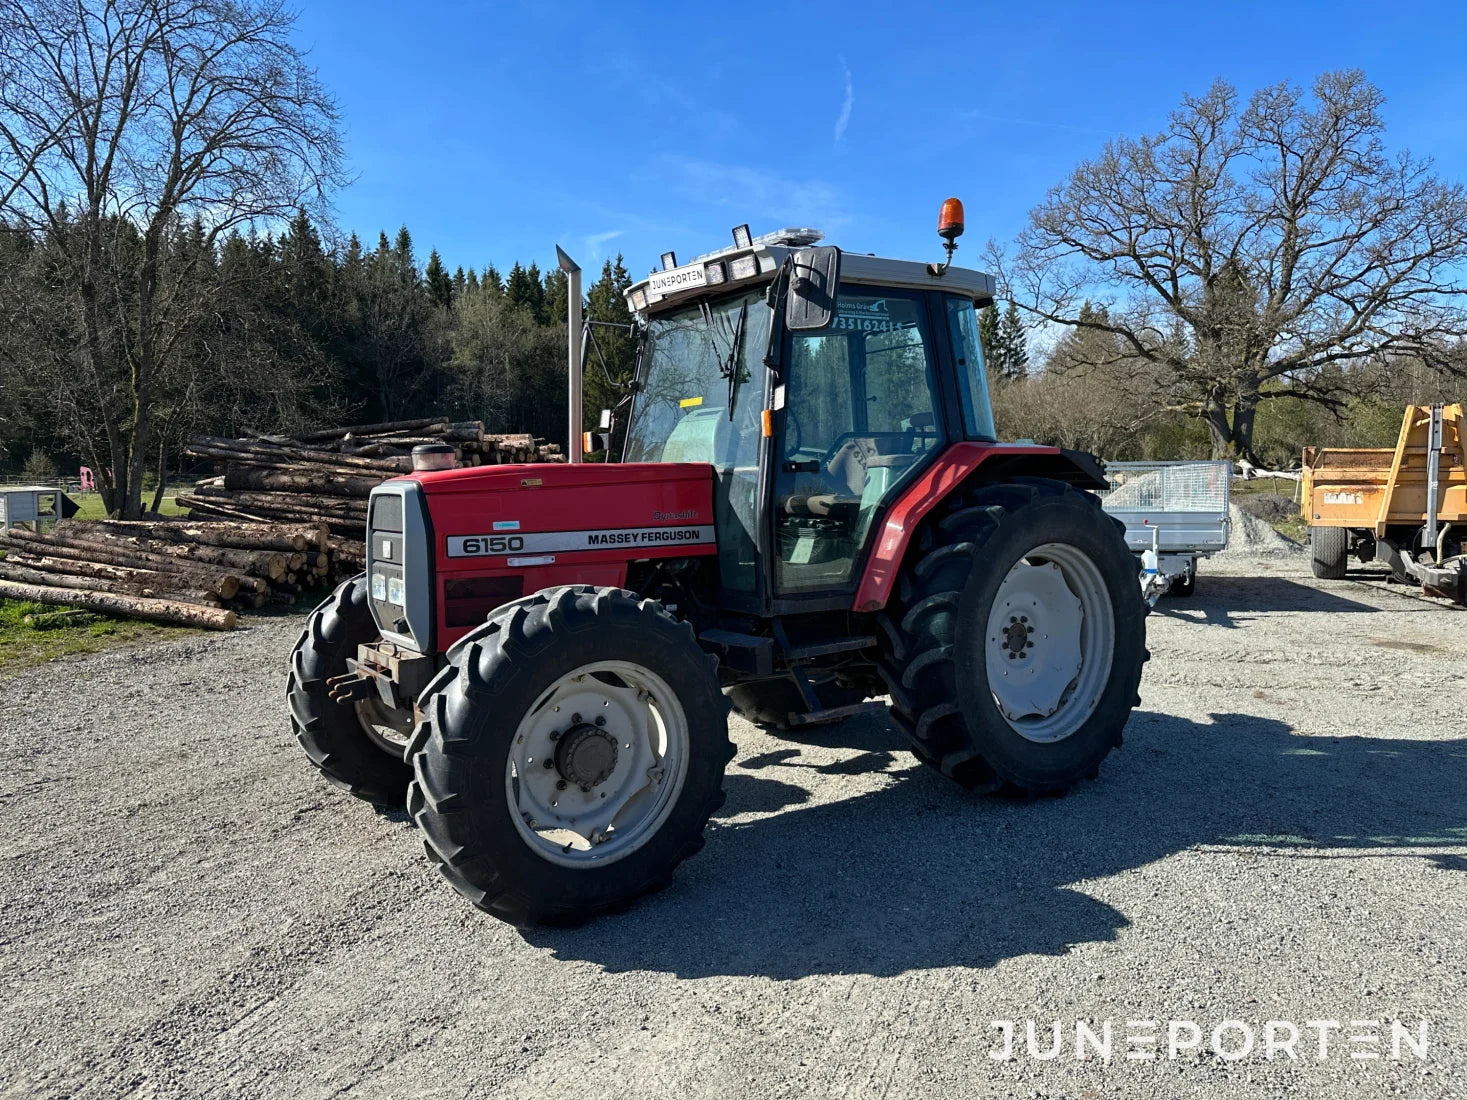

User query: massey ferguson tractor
[288,201,1148,926]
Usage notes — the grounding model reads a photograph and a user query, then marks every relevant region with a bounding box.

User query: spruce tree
[542,267,569,326]
[978,304,1000,372]
[998,300,1029,379]
[425,248,452,308]
[524,261,546,324]
[505,262,535,313]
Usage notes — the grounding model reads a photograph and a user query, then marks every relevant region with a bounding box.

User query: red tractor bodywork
[852,441,1071,610]
[403,441,1086,645]
[412,461,716,647]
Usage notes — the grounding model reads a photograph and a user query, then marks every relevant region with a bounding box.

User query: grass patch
[69,492,188,520]
[0,597,195,674]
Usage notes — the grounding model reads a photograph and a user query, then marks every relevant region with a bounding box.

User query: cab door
[772,287,945,596]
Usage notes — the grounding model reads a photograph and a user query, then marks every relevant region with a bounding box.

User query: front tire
[408,586,733,926]
[879,479,1146,794]
[288,576,415,806]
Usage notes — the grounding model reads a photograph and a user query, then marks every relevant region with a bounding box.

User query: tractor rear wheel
[288,575,415,807]
[408,586,733,926]
[725,676,866,730]
[878,478,1147,794]
[1309,525,1349,579]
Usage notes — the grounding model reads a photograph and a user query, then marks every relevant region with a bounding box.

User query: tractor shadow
[522,708,1467,979]
[1155,573,1382,628]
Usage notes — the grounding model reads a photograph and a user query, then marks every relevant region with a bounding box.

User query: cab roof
[625,231,996,316]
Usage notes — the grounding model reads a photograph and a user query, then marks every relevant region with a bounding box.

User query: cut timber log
[69,519,313,552]
[57,526,286,579]
[222,467,382,499]
[0,532,242,599]
[296,417,449,442]
[4,552,211,590]
[188,437,412,474]
[0,578,236,630]
[0,560,222,606]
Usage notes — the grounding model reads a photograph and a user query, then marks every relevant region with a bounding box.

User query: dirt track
[2,545,1465,1099]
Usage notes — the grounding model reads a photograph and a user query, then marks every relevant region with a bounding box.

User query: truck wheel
[409,586,733,926]
[726,677,866,730]
[1309,526,1348,579]
[878,478,1146,794]
[288,575,415,806]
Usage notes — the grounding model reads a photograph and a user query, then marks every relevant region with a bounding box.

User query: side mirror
[785,246,841,331]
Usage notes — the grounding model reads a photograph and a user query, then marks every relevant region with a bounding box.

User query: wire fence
[1098,461,1233,514]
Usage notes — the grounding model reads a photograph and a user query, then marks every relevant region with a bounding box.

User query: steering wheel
[821,430,913,467]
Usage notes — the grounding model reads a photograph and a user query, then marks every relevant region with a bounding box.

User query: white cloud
[834,58,854,145]
[585,229,624,259]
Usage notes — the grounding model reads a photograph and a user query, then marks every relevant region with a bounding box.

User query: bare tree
[996,71,1467,460]
[0,0,344,515]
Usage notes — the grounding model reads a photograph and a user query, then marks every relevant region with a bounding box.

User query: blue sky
[294,0,1467,280]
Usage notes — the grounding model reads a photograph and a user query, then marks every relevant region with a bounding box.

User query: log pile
[0,419,560,633]
[179,419,561,539]
[0,520,341,630]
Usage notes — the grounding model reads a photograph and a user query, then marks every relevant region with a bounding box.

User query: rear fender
[851,442,1107,612]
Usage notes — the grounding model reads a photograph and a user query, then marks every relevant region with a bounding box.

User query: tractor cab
[620,224,998,611]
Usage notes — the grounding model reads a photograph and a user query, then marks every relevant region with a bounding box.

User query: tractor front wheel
[288,575,415,806]
[407,586,733,926]
[880,479,1147,794]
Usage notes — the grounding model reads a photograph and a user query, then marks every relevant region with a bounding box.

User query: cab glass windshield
[623,291,770,592]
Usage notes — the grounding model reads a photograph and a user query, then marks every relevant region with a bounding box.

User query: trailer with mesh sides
[1097,460,1233,601]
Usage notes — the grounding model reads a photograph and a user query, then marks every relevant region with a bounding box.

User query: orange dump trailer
[1301,403,1465,601]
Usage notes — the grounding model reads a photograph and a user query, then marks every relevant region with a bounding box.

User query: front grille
[443,575,524,626]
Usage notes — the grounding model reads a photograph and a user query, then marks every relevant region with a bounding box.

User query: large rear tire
[408,586,733,926]
[288,576,415,807]
[1309,525,1349,579]
[878,478,1147,794]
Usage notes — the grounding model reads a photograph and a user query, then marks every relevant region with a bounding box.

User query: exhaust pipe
[556,246,583,464]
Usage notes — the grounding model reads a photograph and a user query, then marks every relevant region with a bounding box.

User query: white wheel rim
[985,542,1114,744]
[505,660,691,868]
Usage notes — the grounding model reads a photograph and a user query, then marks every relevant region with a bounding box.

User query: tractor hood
[400,460,713,497]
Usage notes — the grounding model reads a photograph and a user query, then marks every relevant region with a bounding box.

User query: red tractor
[288,203,1147,926]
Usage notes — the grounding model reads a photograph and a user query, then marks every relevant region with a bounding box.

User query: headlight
[371,572,387,600]
[387,576,405,605]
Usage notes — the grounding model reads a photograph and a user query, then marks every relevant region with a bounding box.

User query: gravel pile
[1219,502,1305,558]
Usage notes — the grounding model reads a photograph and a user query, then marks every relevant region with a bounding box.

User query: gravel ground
[2,546,1465,1100]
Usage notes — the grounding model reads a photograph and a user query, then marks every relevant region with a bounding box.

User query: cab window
[775,288,942,594]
